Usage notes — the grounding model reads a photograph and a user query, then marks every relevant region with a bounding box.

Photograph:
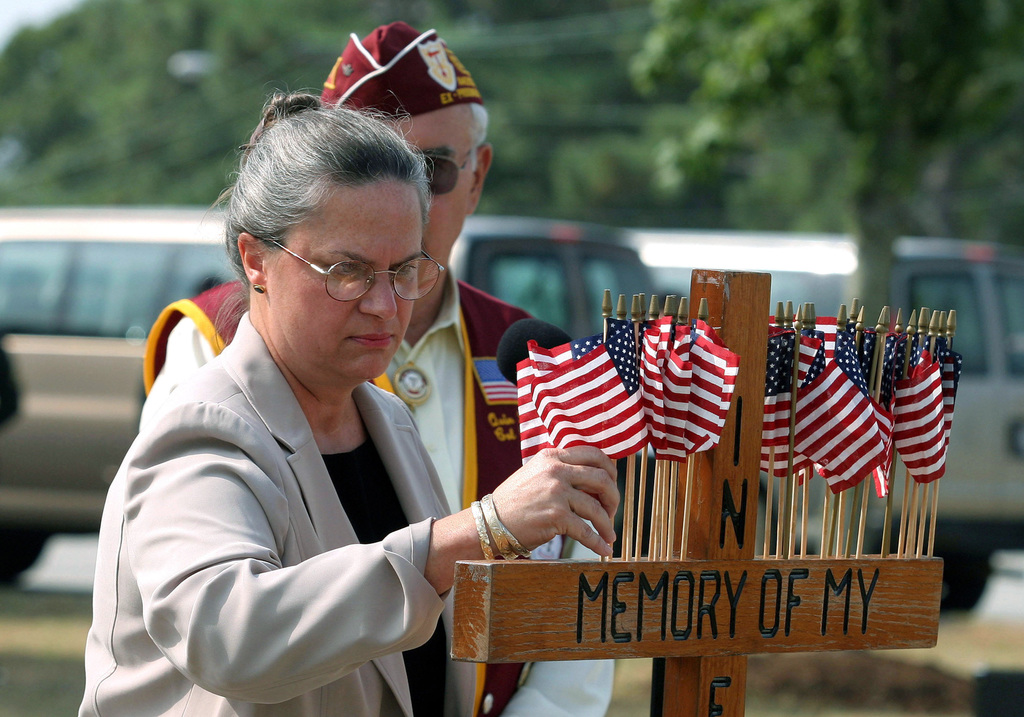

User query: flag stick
[774,301,795,556]
[853,306,889,557]
[880,308,903,557]
[781,303,802,559]
[655,295,679,561]
[917,310,944,558]
[820,489,832,557]
[668,296,688,559]
[835,489,848,556]
[629,294,649,559]
[643,295,664,559]
[800,466,810,557]
[928,310,955,557]
[763,448,775,557]
[615,293,635,559]
[681,456,696,557]
[667,460,680,559]
[789,303,815,558]
[897,309,923,557]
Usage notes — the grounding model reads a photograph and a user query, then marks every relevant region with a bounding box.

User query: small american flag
[528,318,647,460]
[794,331,888,493]
[681,320,741,455]
[641,317,673,451]
[760,328,815,478]
[474,358,519,403]
[892,349,947,484]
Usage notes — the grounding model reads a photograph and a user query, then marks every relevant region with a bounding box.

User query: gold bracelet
[470,501,495,559]
[481,494,531,559]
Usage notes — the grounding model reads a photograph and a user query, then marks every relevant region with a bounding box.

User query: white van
[631,228,1024,609]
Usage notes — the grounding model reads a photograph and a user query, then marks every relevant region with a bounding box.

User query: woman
[79,93,618,717]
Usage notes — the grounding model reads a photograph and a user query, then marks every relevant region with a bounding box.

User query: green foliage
[4,0,1024,256]
[632,0,1024,300]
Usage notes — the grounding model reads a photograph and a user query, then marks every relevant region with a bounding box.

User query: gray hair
[469,103,489,148]
[222,92,430,284]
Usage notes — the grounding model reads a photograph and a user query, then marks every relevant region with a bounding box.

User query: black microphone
[496,318,572,384]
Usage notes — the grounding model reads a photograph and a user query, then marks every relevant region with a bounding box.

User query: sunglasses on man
[422,148,476,196]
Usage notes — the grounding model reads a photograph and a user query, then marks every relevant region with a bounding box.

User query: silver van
[0,207,233,580]
[0,207,653,580]
[632,228,1024,608]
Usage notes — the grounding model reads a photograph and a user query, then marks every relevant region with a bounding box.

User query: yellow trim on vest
[458,311,478,511]
[372,373,395,394]
[474,663,487,715]
[143,299,227,394]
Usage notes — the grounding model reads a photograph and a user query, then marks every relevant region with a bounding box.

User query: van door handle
[1011,420,1024,459]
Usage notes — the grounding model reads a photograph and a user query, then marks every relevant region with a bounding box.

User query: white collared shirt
[386,271,465,512]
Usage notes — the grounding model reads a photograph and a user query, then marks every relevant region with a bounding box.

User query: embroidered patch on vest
[473,358,518,404]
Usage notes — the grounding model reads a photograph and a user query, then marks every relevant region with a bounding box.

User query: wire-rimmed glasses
[267,239,443,301]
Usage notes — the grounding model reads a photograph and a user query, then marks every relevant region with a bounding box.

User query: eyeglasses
[267,239,444,302]
[422,148,475,196]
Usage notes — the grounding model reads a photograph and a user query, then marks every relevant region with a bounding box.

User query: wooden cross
[452,270,942,715]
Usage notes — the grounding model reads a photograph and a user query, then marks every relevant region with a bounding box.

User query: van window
[997,272,1024,376]
[165,244,233,302]
[0,239,233,340]
[0,240,72,334]
[581,254,650,324]
[65,242,171,338]
[907,272,984,374]
[487,253,570,330]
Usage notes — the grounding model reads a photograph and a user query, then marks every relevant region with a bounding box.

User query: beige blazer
[80,315,477,717]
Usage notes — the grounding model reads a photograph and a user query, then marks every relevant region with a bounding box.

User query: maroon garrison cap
[321,21,483,117]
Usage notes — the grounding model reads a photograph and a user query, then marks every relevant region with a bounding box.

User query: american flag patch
[473,358,518,404]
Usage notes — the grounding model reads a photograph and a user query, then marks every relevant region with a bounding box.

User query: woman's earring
[253,284,266,294]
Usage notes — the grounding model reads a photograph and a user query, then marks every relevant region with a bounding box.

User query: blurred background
[2,1,1024,715]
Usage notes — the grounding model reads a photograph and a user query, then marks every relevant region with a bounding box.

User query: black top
[323,441,446,715]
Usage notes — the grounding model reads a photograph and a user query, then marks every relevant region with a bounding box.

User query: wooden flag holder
[451,270,943,715]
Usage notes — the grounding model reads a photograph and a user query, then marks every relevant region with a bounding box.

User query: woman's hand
[424,446,618,594]
[490,446,618,559]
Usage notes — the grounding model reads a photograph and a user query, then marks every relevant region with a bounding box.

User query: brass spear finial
[663,294,679,320]
[803,302,817,329]
[837,303,849,329]
[917,307,930,336]
[677,296,689,324]
[647,294,661,322]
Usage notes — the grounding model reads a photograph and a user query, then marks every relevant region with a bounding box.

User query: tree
[632,0,1024,304]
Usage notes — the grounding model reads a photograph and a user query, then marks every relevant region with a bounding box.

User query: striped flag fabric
[934,336,963,446]
[528,318,648,459]
[658,344,693,459]
[793,330,889,493]
[640,316,674,451]
[676,320,741,456]
[760,328,816,478]
[892,349,947,483]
